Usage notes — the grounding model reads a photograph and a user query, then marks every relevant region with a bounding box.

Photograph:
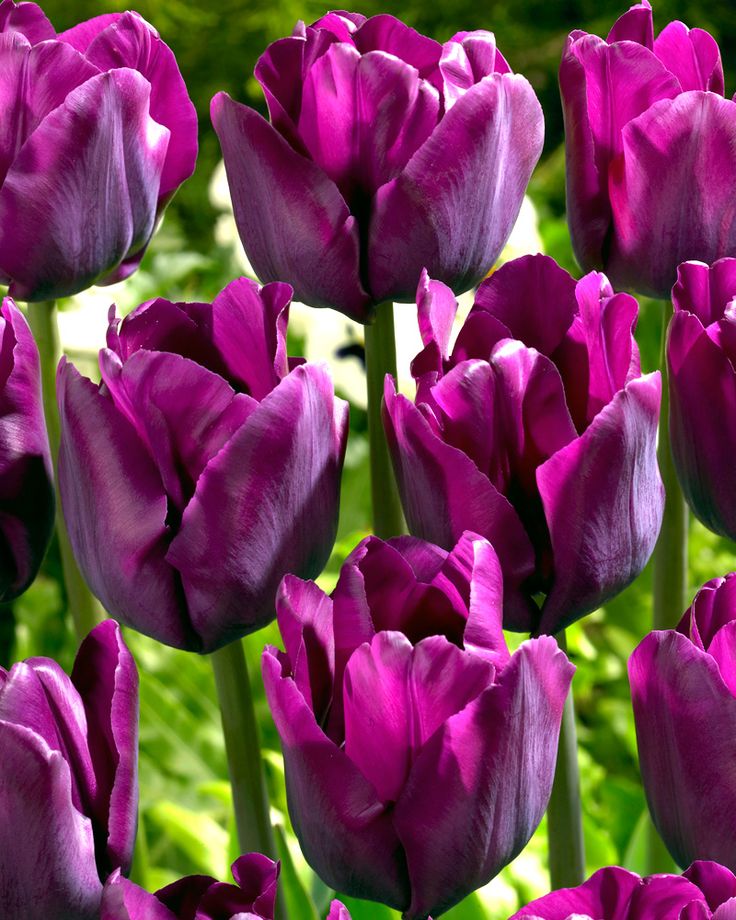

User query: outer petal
[328,901,352,920]
[393,637,573,919]
[607,93,736,298]
[667,310,736,539]
[383,379,537,630]
[262,648,410,909]
[510,865,642,918]
[629,631,736,869]
[672,259,736,327]
[168,364,348,652]
[653,21,724,94]
[0,0,54,42]
[0,721,102,919]
[368,73,544,302]
[537,373,663,634]
[684,861,736,910]
[101,870,175,920]
[211,93,370,322]
[607,2,654,47]
[0,68,169,301]
[56,360,191,650]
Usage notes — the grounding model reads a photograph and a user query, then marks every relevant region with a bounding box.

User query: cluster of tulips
[4,0,736,917]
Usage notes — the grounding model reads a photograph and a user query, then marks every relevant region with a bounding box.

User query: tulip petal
[608,92,736,297]
[211,93,370,321]
[672,259,736,329]
[57,360,190,649]
[101,870,174,920]
[230,853,280,917]
[394,637,573,919]
[0,68,169,301]
[0,0,54,42]
[411,270,459,379]
[168,364,348,652]
[262,648,409,909]
[57,12,122,51]
[653,21,724,94]
[537,374,662,634]
[0,721,102,920]
[440,31,510,108]
[328,901,352,920]
[369,73,543,302]
[354,14,442,91]
[511,865,642,918]
[684,861,736,910]
[607,2,654,47]
[683,574,736,652]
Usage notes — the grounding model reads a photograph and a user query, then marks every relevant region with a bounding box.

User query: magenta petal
[354,14,442,86]
[327,901,352,920]
[168,364,348,652]
[705,621,736,697]
[672,259,736,327]
[57,360,189,649]
[101,870,174,920]
[684,862,736,911]
[414,270,458,365]
[57,12,122,51]
[394,637,573,919]
[440,31,510,108]
[0,68,168,301]
[0,0,54,42]
[211,92,370,322]
[608,92,736,298]
[262,648,409,909]
[0,721,102,919]
[607,2,654,47]
[230,853,280,917]
[511,865,642,918]
[369,73,543,303]
[537,373,663,634]
[653,21,724,94]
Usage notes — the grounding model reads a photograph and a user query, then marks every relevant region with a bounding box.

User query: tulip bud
[383,254,663,634]
[0,619,138,920]
[630,574,736,871]
[58,278,349,653]
[0,296,54,600]
[510,860,736,918]
[263,531,574,918]
[0,1,197,300]
[560,1,736,297]
[211,13,543,322]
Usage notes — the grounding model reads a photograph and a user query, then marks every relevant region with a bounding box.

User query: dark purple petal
[537,374,663,634]
[0,0,54,42]
[510,865,642,918]
[211,93,370,322]
[672,259,736,327]
[653,21,724,94]
[101,870,174,920]
[230,853,280,918]
[369,73,543,302]
[680,573,736,652]
[108,299,217,366]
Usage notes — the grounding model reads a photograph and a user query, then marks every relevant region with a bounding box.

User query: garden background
[6,1,735,916]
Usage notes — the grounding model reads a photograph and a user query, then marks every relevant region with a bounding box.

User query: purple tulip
[211,12,543,322]
[383,254,663,634]
[262,531,574,918]
[510,861,736,918]
[629,573,736,871]
[560,1,736,297]
[667,258,736,539]
[0,619,138,920]
[0,0,197,301]
[57,278,348,653]
[0,296,54,600]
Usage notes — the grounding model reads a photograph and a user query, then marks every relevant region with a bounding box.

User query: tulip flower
[0,1,197,301]
[560,0,736,297]
[629,573,736,871]
[57,277,348,653]
[263,531,574,918]
[101,854,352,919]
[667,258,736,540]
[510,860,736,918]
[211,12,543,322]
[0,619,138,920]
[383,254,663,634]
[0,296,54,600]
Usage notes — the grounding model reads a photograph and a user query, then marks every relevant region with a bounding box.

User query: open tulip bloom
[511,861,736,919]
[0,620,138,920]
[263,531,574,918]
[560,0,736,298]
[630,573,736,872]
[57,277,349,653]
[211,11,544,322]
[383,254,663,635]
[0,0,197,300]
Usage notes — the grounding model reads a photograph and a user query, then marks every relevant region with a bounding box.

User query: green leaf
[146,800,228,878]
[274,824,319,920]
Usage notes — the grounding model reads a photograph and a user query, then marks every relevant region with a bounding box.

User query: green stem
[26,301,100,642]
[364,301,405,539]
[646,299,687,873]
[547,631,585,889]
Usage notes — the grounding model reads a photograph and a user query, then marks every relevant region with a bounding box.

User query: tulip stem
[211,639,278,860]
[364,301,405,539]
[26,301,100,642]
[646,299,687,873]
[547,630,585,889]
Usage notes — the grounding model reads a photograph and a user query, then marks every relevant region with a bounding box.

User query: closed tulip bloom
[668,258,736,539]
[0,619,138,920]
[263,531,574,918]
[58,278,349,653]
[511,861,736,919]
[560,1,736,297]
[0,0,197,300]
[211,12,543,322]
[629,573,736,871]
[383,254,663,635]
[0,296,54,600]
